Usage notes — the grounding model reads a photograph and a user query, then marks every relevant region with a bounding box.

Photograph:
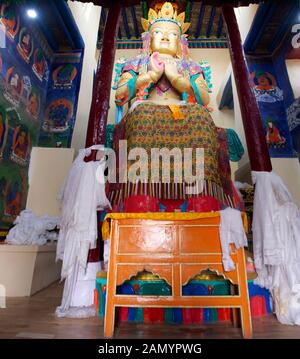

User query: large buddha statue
[109,2,244,212]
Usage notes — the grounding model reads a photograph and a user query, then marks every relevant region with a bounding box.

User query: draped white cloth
[55,145,111,317]
[219,207,248,271]
[252,171,300,325]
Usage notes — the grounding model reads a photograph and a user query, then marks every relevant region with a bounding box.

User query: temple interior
[0,0,300,340]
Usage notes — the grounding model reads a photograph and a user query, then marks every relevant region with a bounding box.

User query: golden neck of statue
[147,87,182,105]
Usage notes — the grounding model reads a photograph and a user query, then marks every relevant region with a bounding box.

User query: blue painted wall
[0,0,84,229]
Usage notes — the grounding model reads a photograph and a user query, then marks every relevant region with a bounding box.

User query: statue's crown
[141,2,190,34]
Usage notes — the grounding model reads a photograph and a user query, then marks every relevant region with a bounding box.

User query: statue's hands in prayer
[149,52,164,83]
[135,52,164,92]
[164,60,192,94]
[164,60,179,83]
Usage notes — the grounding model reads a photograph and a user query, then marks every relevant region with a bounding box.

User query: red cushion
[160,199,184,212]
[123,195,159,213]
[187,196,222,212]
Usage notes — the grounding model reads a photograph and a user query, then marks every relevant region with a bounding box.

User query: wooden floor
[1,281,300,339]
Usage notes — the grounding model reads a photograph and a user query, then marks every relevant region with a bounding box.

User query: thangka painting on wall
[249,70,284,103]
[249,64,295,158]
[259,101,295,157]
[0,2,20,41]
[32,48,48,82]
[17,27,34,64]
[6,108,31,167]
[4,65,24,107]
[52,64,78,90]
[0,105,32,229]
[26,88,40,120]
[265,116,286,148]
[0,162,27,225]
[43,98,74,133]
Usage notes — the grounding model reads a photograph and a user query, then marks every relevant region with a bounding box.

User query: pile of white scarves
[55,145,111,317]
[252,171,300,325]
[6,209,59,245]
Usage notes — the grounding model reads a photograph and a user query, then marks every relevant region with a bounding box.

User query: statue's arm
[115,71,137,106]
[165,61,210,106]
[191,74,210,105]
[170,74,210,106]
[115,65,162,106]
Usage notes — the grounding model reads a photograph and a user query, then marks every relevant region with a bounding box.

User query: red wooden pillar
[222,5,272,172]
[85,3,121,147]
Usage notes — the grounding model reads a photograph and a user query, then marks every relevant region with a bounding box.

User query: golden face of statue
[150,21,180,56]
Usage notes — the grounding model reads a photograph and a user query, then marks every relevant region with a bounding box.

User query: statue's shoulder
[182,58,213,93]
[112,55,149,89]
[123,54,149,73]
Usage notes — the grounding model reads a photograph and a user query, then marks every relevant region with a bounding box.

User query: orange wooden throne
[103,213,252,338]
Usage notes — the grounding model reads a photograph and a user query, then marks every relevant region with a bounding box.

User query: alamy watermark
[95,140,205,195]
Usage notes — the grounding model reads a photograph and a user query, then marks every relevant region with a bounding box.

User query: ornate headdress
[141,2,190,34]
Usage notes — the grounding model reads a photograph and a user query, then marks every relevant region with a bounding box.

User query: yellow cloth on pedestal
[168,104,185,120]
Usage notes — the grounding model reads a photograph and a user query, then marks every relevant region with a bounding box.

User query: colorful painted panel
[0,1,83,228]
[249,64,295,158]
[0,1,83,229]
[0,104,33,229]
[52,64,78,90]
[0,19,48,229]
[38,56,82,148]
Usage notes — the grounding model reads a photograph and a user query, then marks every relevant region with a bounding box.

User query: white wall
[234,5,258,42]
[26,147,75,216]
[271,158,300,209]
[286,59,300,98]
[68,1,101,152]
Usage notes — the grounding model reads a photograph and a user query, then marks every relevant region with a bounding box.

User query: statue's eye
[154,30,162,35]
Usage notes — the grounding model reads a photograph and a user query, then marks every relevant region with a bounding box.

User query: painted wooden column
[85,3,121,147]
[222,5,272,172]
